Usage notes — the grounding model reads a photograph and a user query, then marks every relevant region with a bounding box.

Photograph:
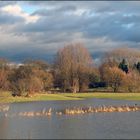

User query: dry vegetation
[0,42,140,102]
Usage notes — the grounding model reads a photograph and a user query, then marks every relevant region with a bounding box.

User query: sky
[0,1,140,63]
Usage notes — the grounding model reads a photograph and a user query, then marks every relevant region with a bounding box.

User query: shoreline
[0,92,140,103]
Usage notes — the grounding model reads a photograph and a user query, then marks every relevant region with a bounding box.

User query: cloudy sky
[0,1,140,63]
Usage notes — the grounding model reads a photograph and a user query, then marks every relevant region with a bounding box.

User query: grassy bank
[0,91,140,103]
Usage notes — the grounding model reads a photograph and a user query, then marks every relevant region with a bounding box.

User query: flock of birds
[0,104,140,118]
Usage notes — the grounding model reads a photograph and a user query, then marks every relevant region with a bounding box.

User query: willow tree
[55,43,93,93]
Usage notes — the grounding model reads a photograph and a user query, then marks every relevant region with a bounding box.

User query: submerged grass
[0,91,140,103]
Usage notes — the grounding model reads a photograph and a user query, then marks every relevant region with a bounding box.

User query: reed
[1,105,140,118]
[0,105,10,112]
[61,105,140,115]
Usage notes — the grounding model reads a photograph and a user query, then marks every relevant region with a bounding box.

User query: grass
[0,91,81,103]
[63,93,140,101]
[0,91,140,103]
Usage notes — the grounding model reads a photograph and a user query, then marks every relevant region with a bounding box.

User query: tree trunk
[71,79,79,93]
[113,87,118,92]
[73,86,77,93]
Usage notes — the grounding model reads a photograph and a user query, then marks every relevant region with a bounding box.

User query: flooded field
[0,99,140,139]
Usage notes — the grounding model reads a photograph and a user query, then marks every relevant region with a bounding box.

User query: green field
[0,91,140,103]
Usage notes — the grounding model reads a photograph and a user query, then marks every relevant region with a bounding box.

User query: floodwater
[0,98,140,139]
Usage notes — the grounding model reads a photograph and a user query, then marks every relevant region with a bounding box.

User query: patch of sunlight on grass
[0,91,140,103]
[0,92,82,103]
[62,93,140,101]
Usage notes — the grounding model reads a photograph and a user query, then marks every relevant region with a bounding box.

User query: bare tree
[0,69,10,90]
[55,42,93,93]
[89,67,101,87]
[0,58,10,91]
[103,47,140,68]
[24,59,49,70]
[99,60,119,83]
[24,59,54,92]
[9,60,54,96]
[123,70,140,92]
[103,67,126,92]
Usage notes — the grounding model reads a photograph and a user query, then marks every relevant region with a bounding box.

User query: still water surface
[0,98,140,139]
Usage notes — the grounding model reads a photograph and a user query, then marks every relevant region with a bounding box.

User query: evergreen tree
[134,62,140,73]
[119,59,129,73]
[136,62,140,71]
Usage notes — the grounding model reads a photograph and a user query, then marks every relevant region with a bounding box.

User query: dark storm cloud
[0,47,55,62]
[18,6,140,43]
[82,13,140,43]
[18,15,83,33]
[0,1,140,62]
[0,1,16,7]
[0,11,25,24]
[32,5,77,16]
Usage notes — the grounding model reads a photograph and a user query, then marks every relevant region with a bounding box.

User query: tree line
[0,43,140,96]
